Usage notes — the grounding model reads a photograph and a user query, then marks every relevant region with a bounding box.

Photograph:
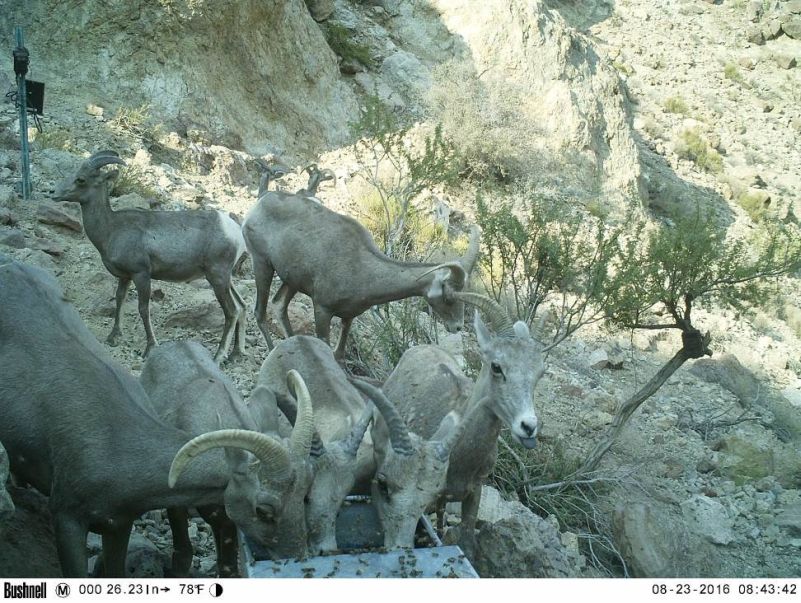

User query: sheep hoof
[106,332,121,347]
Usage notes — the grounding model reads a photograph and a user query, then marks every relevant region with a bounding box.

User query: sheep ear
[513,321,530,339]
[427,271,447,299]
[474,310,493,351]
[104,169,121,183]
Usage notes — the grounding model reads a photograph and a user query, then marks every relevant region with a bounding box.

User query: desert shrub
[736,190,770,222]
[348,95,458,366]
[724,62,744,84]
[323,22,374,67]
[111,164,161,201]
[491,432,627,576]
[108,104,165,146]
[474,186,622,344]
[675,128,723,174]
[663,96,689,115]
[32,126,77,152]
[426,60,541,182]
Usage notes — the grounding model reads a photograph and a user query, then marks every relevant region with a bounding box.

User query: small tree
[579,210,801,473]
[350,95,457,258]
[475,188,623,348]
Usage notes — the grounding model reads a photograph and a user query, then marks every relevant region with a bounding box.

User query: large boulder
[613,500,718,577]
[0,0,357,157]
[472,486,583,578]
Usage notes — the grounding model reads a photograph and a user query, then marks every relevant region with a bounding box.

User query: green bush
[474,187,621,343]
[664,96,689,115]
[724,62,744,84]
[111,164,161,201]
[736,190,770,222]
[32,126,78,152]
[323,23,374,67]
[675,128,723,174]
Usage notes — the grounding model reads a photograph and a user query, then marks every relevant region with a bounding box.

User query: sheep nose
[520,419,538,438]
[455,325,463,332]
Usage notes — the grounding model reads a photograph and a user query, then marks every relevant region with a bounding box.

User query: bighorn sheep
[380,292,547,555]
[242,187,481,358]
[259,335,471,552]
[257,163,288,198]
[0,255,308,577]
[54,150,247,362]
[348,379,487,550]
[296,164,335,200]
[139,340,315,575]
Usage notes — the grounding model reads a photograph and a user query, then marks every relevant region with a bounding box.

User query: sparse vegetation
[111,164,161,202]
[323,23,374,67]
[675,128,723,173]
[664,95,689,115]
[724,62,744,84]
[108,104,165,146]
[474,186,622,344]
[32,126,78,152]
[736,190,770,222]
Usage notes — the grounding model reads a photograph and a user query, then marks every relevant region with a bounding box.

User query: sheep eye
[75,177,86,186]
[491,362,504,377]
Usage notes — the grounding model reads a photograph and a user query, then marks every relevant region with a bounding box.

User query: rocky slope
[1,0,800,579]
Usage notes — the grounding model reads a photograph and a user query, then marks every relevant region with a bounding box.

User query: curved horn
[275,391,326,458]
[169,429,291,488]
[340,402,374,458]
[85,150,125,171]
[460,225,481,275]
[452,291,515,336]
[416,261,467,288]
[349,378,414,456]
[287,370,314,461]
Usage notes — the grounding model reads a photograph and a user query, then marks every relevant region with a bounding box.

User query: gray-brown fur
[256,336,375,554]
[381,307,546,556]
[242,190,480,359]
[0,256,295,577]
[54,150,247,362]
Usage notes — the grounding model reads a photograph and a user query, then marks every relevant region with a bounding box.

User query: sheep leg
[313,305,333,345]
[132,273,157,357]
[209,277,239,364]
[200,505,239,577]
[166,507,193,577]
[101,522,133,577]
[273,283,298,337]
[251,259,276,349]
[53,513,89,577]
[457,487,481,560]
[106,277,130,346]
[228,285,248,360]
[333,317,354,362]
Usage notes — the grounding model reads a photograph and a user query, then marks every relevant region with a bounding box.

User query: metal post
[13,27,31,200]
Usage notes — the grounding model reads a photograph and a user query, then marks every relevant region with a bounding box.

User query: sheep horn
[168,429,291,487]
[340,402,374,458]
[287,370,315,461]
[460,225,481,275]
[274,391,327,458]
[349,378,414,457]
[452,291,516,336]
[416,261,467,289]
[85,151,126,171]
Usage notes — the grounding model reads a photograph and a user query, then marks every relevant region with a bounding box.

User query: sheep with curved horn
[169,368,316,560]
[53,150,248,362]
[0,256,308,577]
[242,182,482,358]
